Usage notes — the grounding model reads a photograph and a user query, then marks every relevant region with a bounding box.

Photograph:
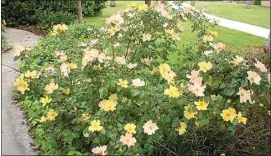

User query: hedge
[1,0,106,26]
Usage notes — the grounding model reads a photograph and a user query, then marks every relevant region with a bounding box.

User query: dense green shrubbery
[1,0,39,26]
[36,10,76,30]
[13,2,270,155]
[254,0,262,5]
[41,0,106,17]
[1,0,106,27]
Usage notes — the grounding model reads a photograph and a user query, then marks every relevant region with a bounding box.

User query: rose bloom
[221,108,237,122]
[188,79,206,97]
[204,50,213,56]
[198,61,213,73]
[45,79,58,94]
[237,87,254,103]
[237,112,247,124]
[194,100,208,111]
[247,71,261,85]
[186,70,202,83]
[124,123,137,134]
[141,57,153,65]
[165,29,180,40]
[159,63,171,74]
[142,33,152,42]
[92,145,108,156]
[45,65,55,72]
[211,31,218,37]
[98,53,106,63]
[161,70,176,83]
[24,70,37,79]
[164,85,181,98]
[202,35,213,42]
[127,63,138,69]
[184,105,197,119]
[101,99,117,112]
[143,120,159,135]
[254,59,267,73]
[13,45,25,56]
[55,50,65,57]
[163,22,168,28]
[117,79,129,88]
[233,55,244,66]
[215,43,226,51]
[59,55,68,62]
[115,56,126,65]
[177,122,187,135]
[60,63,71,77]
[120,132,137,148]
[132,78,145,87]
[154,1,165,13]
[47,109,58,121]
[84,48,100,62]
[88,120,103,132]
[107,26,120,36]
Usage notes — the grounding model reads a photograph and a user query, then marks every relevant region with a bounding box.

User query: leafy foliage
[36,10,75,30]
[1,36,11,52]
[1,0,106,27]
[254,0,262,5]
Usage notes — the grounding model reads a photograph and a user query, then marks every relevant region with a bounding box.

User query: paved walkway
[2,28,41,155]
[205,14,270,39]
[169,2,270,39]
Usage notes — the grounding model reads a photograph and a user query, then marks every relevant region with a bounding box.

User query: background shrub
[41,0,106,17]
[36,10,76,30]
[1,0,40,26]
[1,0,106,27]
[254,0,261,5]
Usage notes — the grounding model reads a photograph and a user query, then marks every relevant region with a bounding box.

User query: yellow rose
[117,79,128,88]
[88,120,103,132]
[198,61,213,73]
[40,96,52,106]
[124,123,137,134]
[221,108,237,122]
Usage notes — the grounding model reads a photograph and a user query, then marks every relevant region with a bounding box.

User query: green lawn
[83,1,266,55]
[194,1,270,28]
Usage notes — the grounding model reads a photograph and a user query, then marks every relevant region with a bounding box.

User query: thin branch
[153,140,178,156]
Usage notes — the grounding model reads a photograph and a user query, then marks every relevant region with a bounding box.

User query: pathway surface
[2,28,41,155]
[205,14,270,39]
[169,2,270,39]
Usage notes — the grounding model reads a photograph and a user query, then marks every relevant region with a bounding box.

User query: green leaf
[200,117,209,125]
[223,88,235,96]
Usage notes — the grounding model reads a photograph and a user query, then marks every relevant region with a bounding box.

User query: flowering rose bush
[15,2,270,155]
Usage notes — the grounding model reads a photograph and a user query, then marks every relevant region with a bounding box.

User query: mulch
[15,25,48,36]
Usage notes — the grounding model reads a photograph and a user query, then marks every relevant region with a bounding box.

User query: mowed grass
[194,1,270,28]
[83,1,266,55]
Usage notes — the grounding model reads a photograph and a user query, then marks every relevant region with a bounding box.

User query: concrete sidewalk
[2,28,41,155]
[169,2,270,39]
[205,13,270,39]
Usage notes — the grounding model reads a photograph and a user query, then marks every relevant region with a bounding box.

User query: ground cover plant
[14,2,270,155]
